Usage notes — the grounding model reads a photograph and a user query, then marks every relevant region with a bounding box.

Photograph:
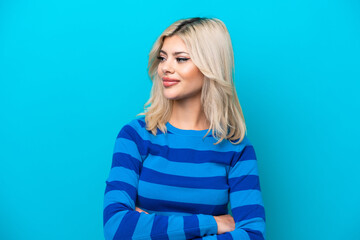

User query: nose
[161,58,175,74]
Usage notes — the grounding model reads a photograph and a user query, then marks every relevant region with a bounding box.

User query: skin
[136,35,235,235]
[157,35,209,130]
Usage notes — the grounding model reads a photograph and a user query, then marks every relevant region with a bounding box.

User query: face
[157,35,205,101]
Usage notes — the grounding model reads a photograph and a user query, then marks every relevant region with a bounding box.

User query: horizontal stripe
[229,175,260,192]
[111,152,140,174]
[137,118,165,136]
[143,154,228,177]
[138,180,228,205]
[121,119,254,166]
[132,212,156,239]
[151,215,169,239]
[136,207,194,216]
[136,117,250,149]
[243,228,265,240]
[135,120,252,164]
[106,166,138,187]
[184,215,200,239]
[235,217,266,232]
[137,195,228,216]
[167,215,186,240]
[230,190,263,209]
[105,180,137,197]
[104,188,135,209]
[137,129,248,153]
[217,232,233,240]
[114,211,140,239]
[229,229,250,240]
[231,145,256,167]
[232,204,265,222]
[140,167,228,189]
[228,160,258,178]
[103,203,128,226]
[120,123,150,156]
[103,117,265,239]
[114,137,143,161]
[148,145,235,164]
[197,214,218,236]
[103,210,127,240]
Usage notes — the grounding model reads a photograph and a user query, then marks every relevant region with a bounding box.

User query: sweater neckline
[166,121,211,137]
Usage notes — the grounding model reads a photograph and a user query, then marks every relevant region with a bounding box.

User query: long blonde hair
[137,17,247,145]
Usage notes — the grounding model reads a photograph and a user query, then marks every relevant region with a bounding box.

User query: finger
[135,207,149,214]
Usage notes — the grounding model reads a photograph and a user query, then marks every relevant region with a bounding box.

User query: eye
[157,56,165,62]
[177,58,189,63]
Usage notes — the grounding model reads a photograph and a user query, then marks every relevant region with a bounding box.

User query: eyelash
[157,56,189,63]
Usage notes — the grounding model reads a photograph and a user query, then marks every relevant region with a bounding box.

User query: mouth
[162,77,180,87]
[162,77,180,82]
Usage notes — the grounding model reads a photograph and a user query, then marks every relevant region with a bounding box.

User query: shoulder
[230,135,257,167]
[126,116,146,130]
[230,134,253,152]
[116,116,146,139]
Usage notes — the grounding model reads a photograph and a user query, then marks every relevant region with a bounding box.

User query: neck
[169,96,210,130]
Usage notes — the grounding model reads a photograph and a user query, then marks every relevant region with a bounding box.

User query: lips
[162,77,180,82]
[162,77,180,87]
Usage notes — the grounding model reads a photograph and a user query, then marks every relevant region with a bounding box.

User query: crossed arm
[103,126,265,239]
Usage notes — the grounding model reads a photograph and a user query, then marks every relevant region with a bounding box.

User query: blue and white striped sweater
[103,116,266,239]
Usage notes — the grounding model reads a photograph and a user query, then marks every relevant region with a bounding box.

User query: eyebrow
[159,50,189,55]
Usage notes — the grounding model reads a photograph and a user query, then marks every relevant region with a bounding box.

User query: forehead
[161,35,188,52]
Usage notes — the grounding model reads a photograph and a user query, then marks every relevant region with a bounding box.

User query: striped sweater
[103,116,266,240]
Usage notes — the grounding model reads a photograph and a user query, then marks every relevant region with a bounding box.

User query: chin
[163,91,180,100]
[164,95,180,101]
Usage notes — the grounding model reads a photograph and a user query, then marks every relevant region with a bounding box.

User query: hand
[213,214,235,234]
[135,207,149,214]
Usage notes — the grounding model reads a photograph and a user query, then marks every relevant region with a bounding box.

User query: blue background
[1,0,359,239]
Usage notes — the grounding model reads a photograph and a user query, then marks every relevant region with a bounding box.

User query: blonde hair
[137,17,247,145]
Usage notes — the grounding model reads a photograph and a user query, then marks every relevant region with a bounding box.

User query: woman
[103,17,266,239]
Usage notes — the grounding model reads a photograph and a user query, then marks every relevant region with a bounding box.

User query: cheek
[181,65,204,82]
[157,65,162,77]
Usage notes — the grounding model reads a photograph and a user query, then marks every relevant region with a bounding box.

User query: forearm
[104,205,218,240]
[191,219,265,240]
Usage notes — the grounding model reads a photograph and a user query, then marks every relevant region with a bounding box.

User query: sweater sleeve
[103,124,218,240]
[192,144,266,240]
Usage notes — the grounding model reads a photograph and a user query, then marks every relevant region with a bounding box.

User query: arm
[103,124,218,240]
[192,144,266,240]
